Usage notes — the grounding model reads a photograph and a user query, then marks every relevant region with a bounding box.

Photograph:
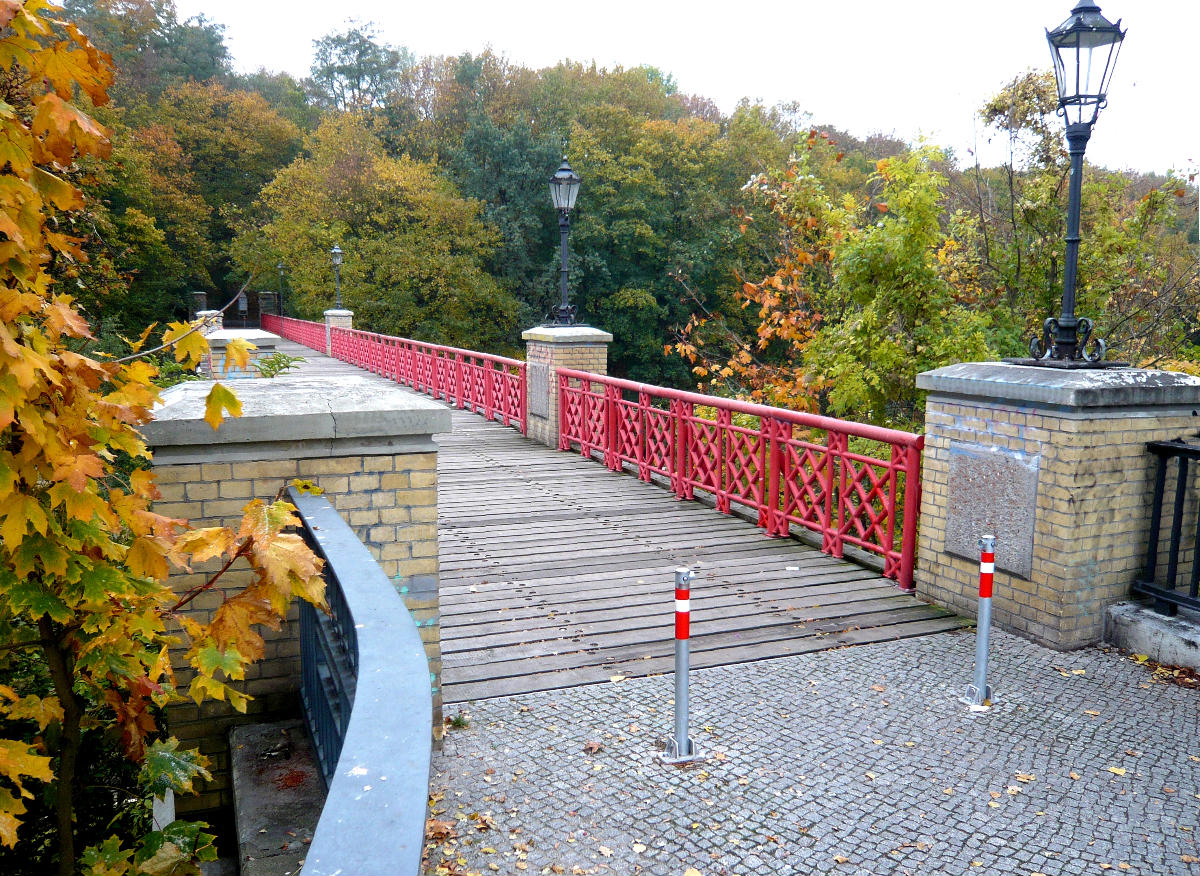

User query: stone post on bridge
[915,363,1200,650]
[195,309,222,334]
[522,324,613,448]
[144,375,449,817]
[324,308,353,356]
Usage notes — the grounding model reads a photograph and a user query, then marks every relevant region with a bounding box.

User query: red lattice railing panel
[261,315,526,435]
[556,368,923,590]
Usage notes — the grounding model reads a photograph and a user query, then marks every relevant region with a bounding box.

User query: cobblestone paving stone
[424,629,1200,876]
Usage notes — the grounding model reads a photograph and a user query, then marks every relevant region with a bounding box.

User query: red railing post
[519,363,528,436]
[715,408,731,514]
[765,418,783,535]
[676,400,694,500]
[636,391,650,481]
[604,384,621,471]
[455,353,466,410]
[826,430,846,558]
[898,438,923,591]
[558,372,571,451]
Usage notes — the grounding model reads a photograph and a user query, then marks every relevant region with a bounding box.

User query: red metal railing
[262,313,326,354]
[557,369,923,589]
[262,314,526,434]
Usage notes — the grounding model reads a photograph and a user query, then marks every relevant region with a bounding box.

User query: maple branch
[112,271,258,365]
[0,636,51,653]
[166,541,252,614]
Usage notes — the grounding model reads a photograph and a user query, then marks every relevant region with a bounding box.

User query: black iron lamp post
[276,260,285,316]
[1022,1,1125,368]
[330,245,344,310]
[549,157,581,325]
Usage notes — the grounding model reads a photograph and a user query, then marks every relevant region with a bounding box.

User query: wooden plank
[442,617,968,703]
[442,600,948,669]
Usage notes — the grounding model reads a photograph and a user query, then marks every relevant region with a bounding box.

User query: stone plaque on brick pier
[528,363,549,418]
[945,440,1040,579]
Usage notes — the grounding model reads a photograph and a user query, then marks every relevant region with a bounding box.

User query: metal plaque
[529,363,549,418]
[944,441,1040,579]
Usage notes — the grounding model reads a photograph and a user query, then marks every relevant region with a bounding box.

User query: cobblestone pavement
[424,629,1200,876]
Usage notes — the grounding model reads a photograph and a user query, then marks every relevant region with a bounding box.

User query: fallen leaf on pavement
[632,843,646,853]
[582,741,604,755]
[1107,766,1127,776]
[833,855,850,863]
[609,674,627,683]
[597,846,612,858]
[1015,773,1035,782]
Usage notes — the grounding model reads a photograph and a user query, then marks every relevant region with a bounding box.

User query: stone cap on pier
[143,375,452,464]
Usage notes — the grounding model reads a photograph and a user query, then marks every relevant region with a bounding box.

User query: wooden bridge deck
[435,416,966,704]
[275,339,965,704]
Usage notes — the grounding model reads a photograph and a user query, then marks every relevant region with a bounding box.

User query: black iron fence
[289,487,432,876]
[1134,439,1200,615]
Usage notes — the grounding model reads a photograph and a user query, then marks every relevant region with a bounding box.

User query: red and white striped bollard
[662,567,702,763]
[962,534,996,708]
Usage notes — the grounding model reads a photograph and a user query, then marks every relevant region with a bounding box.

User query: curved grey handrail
[290,489,432,876]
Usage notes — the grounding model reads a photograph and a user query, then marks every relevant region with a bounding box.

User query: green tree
[152,81,302,294]
[238,115,519,352]
[307,21,412,111]
[62,0,230,101]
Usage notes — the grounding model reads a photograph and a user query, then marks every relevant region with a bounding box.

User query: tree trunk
[39,616,82,876]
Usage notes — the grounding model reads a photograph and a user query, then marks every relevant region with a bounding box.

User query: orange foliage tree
[0,4,325,873]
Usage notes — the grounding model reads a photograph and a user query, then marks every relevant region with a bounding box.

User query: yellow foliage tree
[0,4,325,873]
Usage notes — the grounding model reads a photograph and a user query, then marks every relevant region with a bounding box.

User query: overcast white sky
[174,0,1196,176]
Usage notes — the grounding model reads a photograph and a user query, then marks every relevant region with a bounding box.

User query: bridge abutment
[916,362,1200,650]
[144,374,450,815]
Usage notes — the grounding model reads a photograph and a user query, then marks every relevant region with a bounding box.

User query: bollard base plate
[659,735,703,765]
[960,683,993,710]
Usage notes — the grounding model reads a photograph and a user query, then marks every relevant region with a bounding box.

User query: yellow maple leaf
[203,383,241,431]
[222,337,255,373]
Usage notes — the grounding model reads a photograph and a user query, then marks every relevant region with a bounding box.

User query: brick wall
[916,363,1200,650]
[153,450,440,814]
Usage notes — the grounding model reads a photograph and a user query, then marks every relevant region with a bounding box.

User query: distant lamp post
[276,261,285,316]
[330,245,344,310]
[1025,1,1126,367]
[549,157,581,325]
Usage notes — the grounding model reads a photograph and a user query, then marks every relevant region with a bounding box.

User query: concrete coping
[323,309,354,318]
[204,329,278,350]
[289,490,431,876]
[917,361,1200,410]
[143,375,452,464]
[521,324,613,344]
